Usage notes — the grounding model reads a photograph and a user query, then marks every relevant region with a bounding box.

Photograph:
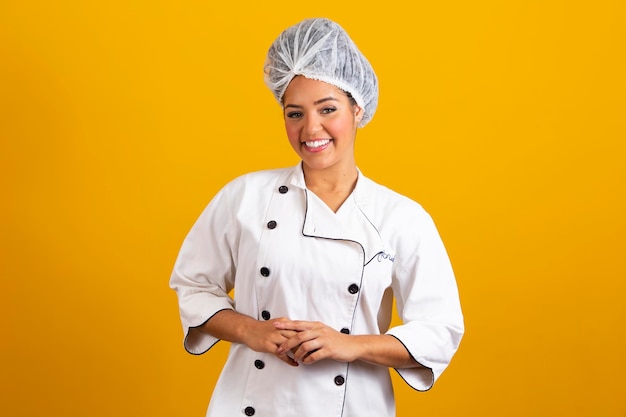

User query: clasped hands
[247,318,360,367]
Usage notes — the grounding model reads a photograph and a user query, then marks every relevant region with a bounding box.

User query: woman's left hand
[273,320,360,364]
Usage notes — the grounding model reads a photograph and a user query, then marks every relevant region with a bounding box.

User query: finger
[276,340,297,356]
[274,320,314,331]
[301,348,322,364]
[276,351,299,367]
[277,330,312,354]
[292,340,321,362]
[278,330,298,339]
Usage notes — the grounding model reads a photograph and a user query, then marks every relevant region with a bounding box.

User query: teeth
[305,139,330,148]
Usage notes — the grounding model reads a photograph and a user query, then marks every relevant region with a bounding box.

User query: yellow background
[1,1,625,416]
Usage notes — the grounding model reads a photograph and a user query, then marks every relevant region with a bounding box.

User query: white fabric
[170,163,464,417]
[264,18,378,127]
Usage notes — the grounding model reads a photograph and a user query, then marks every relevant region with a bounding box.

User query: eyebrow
[284,96,339,109]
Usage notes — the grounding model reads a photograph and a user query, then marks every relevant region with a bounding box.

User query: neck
[302,163,358,193]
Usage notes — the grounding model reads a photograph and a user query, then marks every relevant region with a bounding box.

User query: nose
[304,113,323,136]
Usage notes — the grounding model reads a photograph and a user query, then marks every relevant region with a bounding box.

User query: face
[282,76,363,173]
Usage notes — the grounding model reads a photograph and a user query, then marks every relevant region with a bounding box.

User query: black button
[261,310,271,320]
[348,284,359,294]
[278,185,288,194]
[340,328,350,334]
[334,375,345,386]
[260,267,270,277]
[244,406,255,416]
[254,360,265,369]
[267,220,277,229]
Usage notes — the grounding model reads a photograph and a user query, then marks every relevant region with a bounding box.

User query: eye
[321,107,337,114]
[286,111,302,119]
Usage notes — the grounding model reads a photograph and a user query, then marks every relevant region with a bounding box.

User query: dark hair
[344,90,358,107]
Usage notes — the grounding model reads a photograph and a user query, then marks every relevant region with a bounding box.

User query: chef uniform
[170,163,464,417]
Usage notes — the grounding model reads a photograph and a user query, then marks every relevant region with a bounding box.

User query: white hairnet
[264,18,378,127]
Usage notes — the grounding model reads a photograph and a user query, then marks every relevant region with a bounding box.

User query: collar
[286,162,384,264]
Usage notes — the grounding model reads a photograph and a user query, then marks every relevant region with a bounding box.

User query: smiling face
[282,76,363,174]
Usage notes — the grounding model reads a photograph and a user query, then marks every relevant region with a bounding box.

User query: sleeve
[169,186,238,355]
[385,210,464,391]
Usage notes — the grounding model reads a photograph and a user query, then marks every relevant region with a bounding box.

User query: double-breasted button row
[257,187,286,326]
[268,185,285,230]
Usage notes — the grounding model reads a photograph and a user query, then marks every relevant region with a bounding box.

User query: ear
[354,105,364,124]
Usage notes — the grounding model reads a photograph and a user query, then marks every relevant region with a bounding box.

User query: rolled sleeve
[169,188,237,355]
[387,211,464,391]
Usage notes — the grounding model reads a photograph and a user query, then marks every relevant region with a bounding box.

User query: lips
[302,139,331,152]
[304,139,330,148]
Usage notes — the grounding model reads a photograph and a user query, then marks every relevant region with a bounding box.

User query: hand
[242,318,300,367]
[273,320,360,365]
[201,311,301,367]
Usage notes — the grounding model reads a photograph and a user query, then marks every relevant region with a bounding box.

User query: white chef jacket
[170,163,464,417]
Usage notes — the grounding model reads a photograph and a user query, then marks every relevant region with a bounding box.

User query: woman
[170,17,464,417]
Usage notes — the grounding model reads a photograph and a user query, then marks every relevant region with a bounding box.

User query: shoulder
[359,174,430,220]
[210,166,299,214]
[358,176,450,264]
[226,167,291,188]
[218,167,293,196]
[357,174,443,248]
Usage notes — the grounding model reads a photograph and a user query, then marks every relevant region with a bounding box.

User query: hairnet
[264,18,378,127]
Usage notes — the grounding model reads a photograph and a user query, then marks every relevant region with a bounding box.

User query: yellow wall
[1,1,624,416]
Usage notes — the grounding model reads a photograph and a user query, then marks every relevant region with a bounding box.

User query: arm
[351,334,422,369]
[170,188,238,354]
[384,210,464,391]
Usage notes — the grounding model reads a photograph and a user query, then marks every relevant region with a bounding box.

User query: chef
[170,17,464,417]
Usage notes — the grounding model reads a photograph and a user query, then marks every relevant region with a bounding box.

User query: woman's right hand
[242,318,300,367]
[201,310,299,367]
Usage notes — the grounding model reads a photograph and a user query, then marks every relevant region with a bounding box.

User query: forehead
[283,76,347,104]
